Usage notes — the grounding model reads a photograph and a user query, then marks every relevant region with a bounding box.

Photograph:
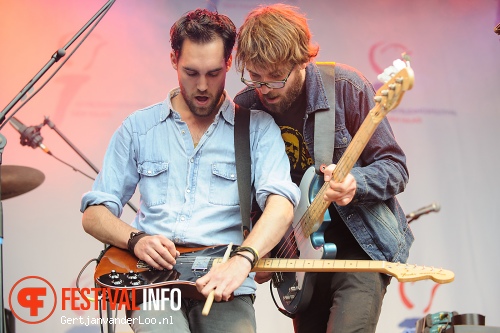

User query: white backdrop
[1,0,499,332]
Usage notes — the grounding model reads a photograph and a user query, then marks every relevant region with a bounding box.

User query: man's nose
[258,85,272,94]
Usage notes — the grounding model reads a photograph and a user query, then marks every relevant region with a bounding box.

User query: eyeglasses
[241,66,294,89]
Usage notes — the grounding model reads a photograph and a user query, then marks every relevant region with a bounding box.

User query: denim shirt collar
[164,88,235,125]
[305,62,331,115]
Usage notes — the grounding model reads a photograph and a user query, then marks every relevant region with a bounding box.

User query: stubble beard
[181,86,224,118]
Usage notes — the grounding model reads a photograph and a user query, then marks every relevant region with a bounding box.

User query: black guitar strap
[314,62,336,173]
[234,104,251,238]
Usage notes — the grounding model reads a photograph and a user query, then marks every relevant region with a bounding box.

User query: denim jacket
[234,62,413,263]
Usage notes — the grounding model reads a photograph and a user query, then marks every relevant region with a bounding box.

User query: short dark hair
[170,8,236,62]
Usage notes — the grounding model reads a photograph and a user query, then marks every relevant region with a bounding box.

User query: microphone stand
[0,1,117,332]
[0,0,116,128]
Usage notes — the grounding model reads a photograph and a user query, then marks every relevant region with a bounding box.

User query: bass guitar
[271,58,415,314]
[94,245,453,305]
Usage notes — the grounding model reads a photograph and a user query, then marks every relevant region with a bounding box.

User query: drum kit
[0,165,45,200]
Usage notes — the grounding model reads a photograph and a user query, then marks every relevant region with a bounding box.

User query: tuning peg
[392,59,407,71]
[377,66,396,83]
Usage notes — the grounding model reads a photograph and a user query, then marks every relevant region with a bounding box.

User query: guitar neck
[299,63,414,239]
[212,257,455,283]
[301,104,382,236]
[332,104,382,183]
[253,257,386,273]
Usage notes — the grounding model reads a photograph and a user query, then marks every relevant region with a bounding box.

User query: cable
[269,281,295,319]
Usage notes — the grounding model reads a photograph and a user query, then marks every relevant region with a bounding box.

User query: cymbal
[1,165,45,200]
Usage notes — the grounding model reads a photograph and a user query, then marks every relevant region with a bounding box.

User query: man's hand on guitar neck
[322,163,357,206]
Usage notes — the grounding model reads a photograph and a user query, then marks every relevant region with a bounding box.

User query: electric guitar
[93,245,453,304]
[271,58,415,314]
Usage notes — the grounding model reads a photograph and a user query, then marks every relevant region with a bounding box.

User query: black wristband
[127,231,149,254]
[230,252,255,269]
[231,246,259,268]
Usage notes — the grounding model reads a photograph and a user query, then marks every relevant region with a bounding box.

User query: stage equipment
[0,1,117,332]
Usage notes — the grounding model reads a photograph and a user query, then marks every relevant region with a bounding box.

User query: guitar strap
[234,104,252,238]
[314,62,336,173]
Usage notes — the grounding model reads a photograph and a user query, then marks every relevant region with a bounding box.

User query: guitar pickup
[191,256,211,272]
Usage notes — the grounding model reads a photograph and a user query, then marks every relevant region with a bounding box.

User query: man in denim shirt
[81,9,299,333]
[234,4,413,333]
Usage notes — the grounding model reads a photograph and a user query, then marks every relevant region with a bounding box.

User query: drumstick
[202,242,233,316]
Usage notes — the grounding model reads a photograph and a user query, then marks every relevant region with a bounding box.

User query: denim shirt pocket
[333,126,352,162]
[209,162,239,206]
[137,161,169,207]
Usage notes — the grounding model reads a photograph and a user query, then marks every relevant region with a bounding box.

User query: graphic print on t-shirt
[280,126,313,185]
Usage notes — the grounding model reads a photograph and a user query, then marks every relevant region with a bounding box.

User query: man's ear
[226,54,233,72]
[171,50,178,70]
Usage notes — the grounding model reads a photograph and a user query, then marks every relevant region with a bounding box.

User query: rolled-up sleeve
[80,190,123,217]
[80,118,139,217]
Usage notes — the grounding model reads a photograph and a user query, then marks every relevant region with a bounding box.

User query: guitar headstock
[370,56,415,122]
[384,262,455,284]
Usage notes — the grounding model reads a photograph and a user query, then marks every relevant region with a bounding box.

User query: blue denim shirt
[81,88,300,295]
[234,63,413,263]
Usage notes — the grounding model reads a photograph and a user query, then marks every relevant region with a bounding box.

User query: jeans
[292,270,391,333]
[128,295,256,333]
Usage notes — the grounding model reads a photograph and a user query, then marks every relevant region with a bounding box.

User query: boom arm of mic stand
[0,50,65,127]
[406,216,415,224]
[43,117,138,214]
[0,0,116,128]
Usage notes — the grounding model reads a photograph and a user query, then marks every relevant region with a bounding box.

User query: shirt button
[190,158,194,163]
[342,137,348,143]
[230,174,235,178]
[180,216,185,221]
[181,130,186,135]
[186,188,191,193]
[147,170,152,174]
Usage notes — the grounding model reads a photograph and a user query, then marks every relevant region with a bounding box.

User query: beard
[180,85,224,118]
[257,70,304,116]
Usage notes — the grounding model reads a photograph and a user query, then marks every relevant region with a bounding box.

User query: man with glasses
[234,4,413,333]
